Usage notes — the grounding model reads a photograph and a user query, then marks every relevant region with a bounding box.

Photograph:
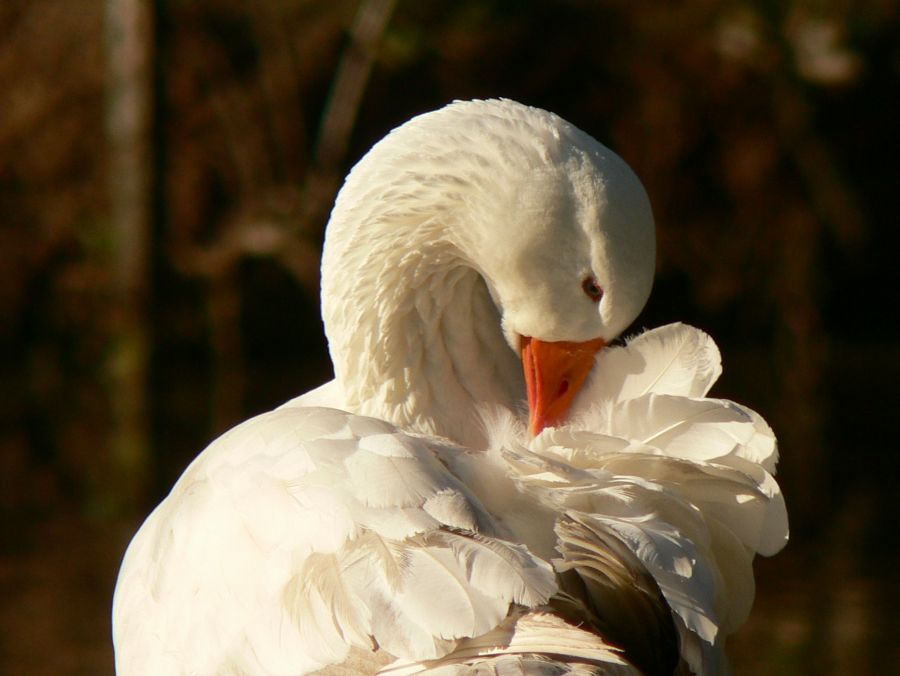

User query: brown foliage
[2,1,899,670]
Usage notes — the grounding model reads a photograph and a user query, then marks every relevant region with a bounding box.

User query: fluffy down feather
[459,323,789,674]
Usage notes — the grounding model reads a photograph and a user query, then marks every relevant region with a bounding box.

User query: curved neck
[322,223,523,448]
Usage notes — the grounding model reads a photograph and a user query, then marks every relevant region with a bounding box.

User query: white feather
[577,322,722,407]
[382,611,636,675]
[426,531,557,607]
[114,407,557,674]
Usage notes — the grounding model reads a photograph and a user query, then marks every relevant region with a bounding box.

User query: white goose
[113,99,787,675]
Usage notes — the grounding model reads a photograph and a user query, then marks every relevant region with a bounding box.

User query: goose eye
[582,276,603,303]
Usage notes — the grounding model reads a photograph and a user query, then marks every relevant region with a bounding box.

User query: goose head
[321,99,655,445]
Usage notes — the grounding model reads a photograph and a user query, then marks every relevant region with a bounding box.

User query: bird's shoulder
[113,404,557,675]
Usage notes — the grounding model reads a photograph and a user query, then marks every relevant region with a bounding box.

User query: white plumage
[113,100,787,675]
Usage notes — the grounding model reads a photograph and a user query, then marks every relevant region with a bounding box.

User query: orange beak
[521,336,606,436]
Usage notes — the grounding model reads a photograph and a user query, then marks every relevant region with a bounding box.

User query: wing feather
[382,611,637,675]
[113,407,557,675]
[426,531,557,607]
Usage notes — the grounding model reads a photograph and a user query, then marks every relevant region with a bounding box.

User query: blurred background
[2,0,898,673]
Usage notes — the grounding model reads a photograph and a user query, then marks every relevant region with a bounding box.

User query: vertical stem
[104,0,154,511]
[315,0,398,170]
[302,0,398,232]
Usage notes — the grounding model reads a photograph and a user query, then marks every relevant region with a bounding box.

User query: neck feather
[322,222,523,448]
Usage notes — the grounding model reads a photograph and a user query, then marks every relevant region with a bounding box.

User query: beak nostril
[557,378,569,397]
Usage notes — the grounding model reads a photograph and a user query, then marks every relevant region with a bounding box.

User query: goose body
[113,100,787,675]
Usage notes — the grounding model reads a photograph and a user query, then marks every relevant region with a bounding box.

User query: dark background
[2,1,899,673]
